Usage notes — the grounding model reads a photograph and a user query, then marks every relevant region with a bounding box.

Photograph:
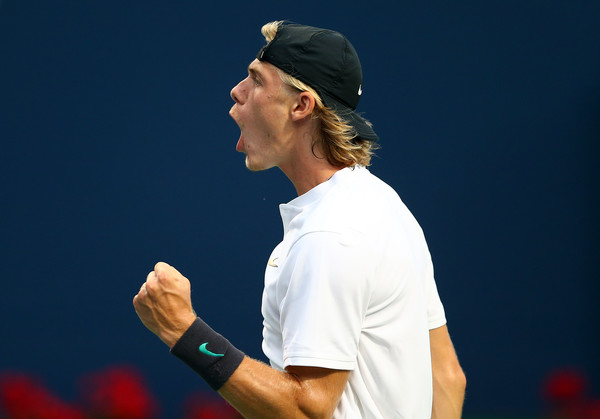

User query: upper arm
[278,232,371,370]
[286,365,350,418]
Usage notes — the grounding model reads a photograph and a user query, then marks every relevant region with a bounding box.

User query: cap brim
[320,92,379,142]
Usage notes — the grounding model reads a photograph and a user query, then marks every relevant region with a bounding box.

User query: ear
[290,91,316,121]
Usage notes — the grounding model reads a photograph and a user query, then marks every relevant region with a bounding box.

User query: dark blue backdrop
[1,0,599,416]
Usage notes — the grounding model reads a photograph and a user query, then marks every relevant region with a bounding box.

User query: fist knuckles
[137,262,190,299]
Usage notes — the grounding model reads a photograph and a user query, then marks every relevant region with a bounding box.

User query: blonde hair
[261,21,378,168]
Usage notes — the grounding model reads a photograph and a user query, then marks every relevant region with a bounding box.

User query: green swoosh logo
[199,342,225,357]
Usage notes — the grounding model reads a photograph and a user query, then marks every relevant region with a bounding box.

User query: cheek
[259,100,289,130]
[249,103,277,133]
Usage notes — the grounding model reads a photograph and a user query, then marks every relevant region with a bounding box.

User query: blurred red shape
[0,373,85,419]
[542,368,600,419]
[183,392,242,419]
[543,368,587,403]
[79,365,159,419]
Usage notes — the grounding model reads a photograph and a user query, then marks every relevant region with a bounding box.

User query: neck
[284,163,341,196]
[277,119,349,195]
[278,135,343,196]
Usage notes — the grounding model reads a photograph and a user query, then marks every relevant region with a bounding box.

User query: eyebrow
[248,67,258,77]
[247,63,263,80]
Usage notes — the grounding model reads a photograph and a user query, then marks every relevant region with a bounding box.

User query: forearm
[134,263,346,418]
[171,318,345,419]
[431,370,466,419]
[429,325,466,419]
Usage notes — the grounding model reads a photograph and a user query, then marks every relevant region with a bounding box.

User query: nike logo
[268,257,279,267]
[199,342,224,357]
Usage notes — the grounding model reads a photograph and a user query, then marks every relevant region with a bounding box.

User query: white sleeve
[425,255,447,329]
[278,231,371,371]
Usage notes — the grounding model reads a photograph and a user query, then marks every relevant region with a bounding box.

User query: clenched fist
[133,262,197,348]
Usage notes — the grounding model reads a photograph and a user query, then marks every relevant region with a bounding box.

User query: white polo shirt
[261,166,446,418]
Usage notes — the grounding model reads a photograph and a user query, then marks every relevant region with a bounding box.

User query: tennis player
[134,21,466,418]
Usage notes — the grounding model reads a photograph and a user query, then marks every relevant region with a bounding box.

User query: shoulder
[303,166,405,232]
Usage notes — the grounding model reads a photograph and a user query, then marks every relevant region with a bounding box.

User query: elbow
[286,367,346,419]
[435,364,467,395]
[455,367,467,393]
[292,381,341,419]
[295,392,338,419]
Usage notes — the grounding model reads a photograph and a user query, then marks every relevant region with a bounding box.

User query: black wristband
[170,317,245,390]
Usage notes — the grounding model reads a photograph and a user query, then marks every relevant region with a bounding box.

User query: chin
[244,156,261,172]
[245,156,273,172]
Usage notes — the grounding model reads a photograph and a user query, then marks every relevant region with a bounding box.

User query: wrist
[170,317,245,390]
[161,313,197,349]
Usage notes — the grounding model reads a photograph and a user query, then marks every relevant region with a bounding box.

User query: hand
[133,262,197,348]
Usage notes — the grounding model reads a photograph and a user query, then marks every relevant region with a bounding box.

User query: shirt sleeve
[424,255,447,329]
[277,231,372,371]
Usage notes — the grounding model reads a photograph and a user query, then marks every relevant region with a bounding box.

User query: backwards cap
[257,23,378,142]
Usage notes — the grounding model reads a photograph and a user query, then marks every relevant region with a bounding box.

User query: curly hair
[261,21,378,168]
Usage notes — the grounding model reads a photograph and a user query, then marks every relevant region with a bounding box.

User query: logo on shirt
[199,342,224,357]
[268,257,279,268]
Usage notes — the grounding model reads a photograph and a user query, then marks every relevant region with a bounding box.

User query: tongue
[236,134,244,152]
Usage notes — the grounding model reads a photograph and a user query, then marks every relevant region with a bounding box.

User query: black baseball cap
[256,23,378,142]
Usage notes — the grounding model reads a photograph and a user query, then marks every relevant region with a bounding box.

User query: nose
[230,80,245,104]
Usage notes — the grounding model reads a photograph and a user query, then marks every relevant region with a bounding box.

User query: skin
[430,325,467,419]
[229,59,339,195]
[133,58,466,418]
[134,262,348,419]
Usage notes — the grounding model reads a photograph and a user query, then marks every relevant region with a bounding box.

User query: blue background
[1,0,599,416]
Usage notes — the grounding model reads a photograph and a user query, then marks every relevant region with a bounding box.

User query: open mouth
[236,132,245,152]
[229,106,244,153]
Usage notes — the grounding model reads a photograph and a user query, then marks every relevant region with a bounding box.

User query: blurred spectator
[0,372,85,419]
[79,365,159,419]
[543,368,600,419]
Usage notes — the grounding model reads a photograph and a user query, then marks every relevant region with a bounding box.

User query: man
[134,21,465,418]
